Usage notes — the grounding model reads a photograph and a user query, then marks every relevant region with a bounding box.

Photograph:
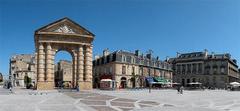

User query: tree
[0,73,3,82]
[24,76,32,89]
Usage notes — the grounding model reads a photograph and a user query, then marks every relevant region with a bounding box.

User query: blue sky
[0,0,240,75]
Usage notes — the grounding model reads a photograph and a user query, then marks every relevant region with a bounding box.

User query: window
[132,66,135,75]
[192,78,196,82]
[97,59,100,65]
[101,58,104,64]
[213,65,218,74]
[148,68,151,76]
[122,66,126,74]
[221,77,224,81]
[127,56,131,63]
[198,63,202,73]
[187,64,191,73]
[110,67,112,74]
[177,65,180,74]
[112,53,116,61]
[109,54,112,61]
[140,59,143,65]
[28,65,31,71]
[107,55,110,63]
[139,68,142,75]
[182,64,186,74]
[104,67,107,73]
[122,55,126,62]
[205,65,210,74]
[192,64,196,74]
[213,76,216,86]
[132,57,135,64]
[220,66,225,74]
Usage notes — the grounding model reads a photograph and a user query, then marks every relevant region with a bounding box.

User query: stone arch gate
[34,17,94,90]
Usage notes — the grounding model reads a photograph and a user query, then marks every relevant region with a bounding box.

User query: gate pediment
[35,17,95,37]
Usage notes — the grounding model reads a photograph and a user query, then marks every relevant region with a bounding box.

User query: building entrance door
[120,77,127,88]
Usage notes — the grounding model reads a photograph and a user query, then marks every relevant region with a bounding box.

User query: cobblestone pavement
[93,89,240,111]
[0,86,11,95]
[1,87,240,111]
[0,87,94,111]
[65,91,161,111]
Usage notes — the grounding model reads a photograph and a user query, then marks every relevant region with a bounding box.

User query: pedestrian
[180,86,184,94]
[8,82,13,93]
[76,85,79,92]
[177,85,180,94]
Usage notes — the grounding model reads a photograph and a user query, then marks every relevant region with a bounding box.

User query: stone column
[72,53,78,88]
[51,50,56,81]
[78,45,84,82]
[85,45,93,82]
[38,43,45,82]
[46,43,53,82]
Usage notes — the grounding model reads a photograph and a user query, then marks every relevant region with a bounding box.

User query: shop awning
[145,76,156,84]
[153,77,169,84]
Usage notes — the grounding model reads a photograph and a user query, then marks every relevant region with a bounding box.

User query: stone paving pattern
[1,87,240,111]
[65,91,161,111]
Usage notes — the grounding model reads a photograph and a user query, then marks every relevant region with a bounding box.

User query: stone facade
[54,60,73,86]
[34,17,94,90]
[9,54,36,87]
[93,49,173,89]
[169,50,240,88]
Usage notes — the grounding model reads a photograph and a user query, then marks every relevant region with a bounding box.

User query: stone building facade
[9,54,36,87]
[170,50,240,88]
[54,60,73,86]
[93,49,173,89]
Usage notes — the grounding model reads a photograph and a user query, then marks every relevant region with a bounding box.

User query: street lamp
[149,82,152,93]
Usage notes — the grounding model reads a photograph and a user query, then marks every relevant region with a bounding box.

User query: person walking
[8,82,13,93]
[180,86,184,94]
[177,85,180,94]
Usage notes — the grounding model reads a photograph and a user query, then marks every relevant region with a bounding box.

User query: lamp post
[149,82,152,93]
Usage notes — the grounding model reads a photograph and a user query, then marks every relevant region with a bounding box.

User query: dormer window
[220,65,225,74]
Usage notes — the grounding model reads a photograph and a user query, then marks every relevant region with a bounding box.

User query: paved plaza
[0,87,240,111]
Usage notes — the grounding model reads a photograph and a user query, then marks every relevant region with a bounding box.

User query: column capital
[46,43,52,49]
[84,44,92,48]
[78,45,83,52]
[39,43,44,50]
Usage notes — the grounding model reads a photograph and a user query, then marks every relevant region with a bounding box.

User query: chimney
[166,56,169,62]
[204,49,208,58]
[103,48,110,56]
[233,59,237,64]
[177,52,180,58]
[94,55,100,60]
[211,52,215,58]
[146,49,153,59]
[146,53,152,59]
[135,50,140,56]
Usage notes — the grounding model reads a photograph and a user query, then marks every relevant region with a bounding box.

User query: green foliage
[24,76,32,85]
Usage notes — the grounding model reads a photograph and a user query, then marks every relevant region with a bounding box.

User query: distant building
[169,50,240,88]
[54,60,73,87]
[9,54,36,87]
[93,49,173,89]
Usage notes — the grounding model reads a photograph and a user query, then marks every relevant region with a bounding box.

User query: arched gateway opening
[54,51,73,89]
[34,17,95,90]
